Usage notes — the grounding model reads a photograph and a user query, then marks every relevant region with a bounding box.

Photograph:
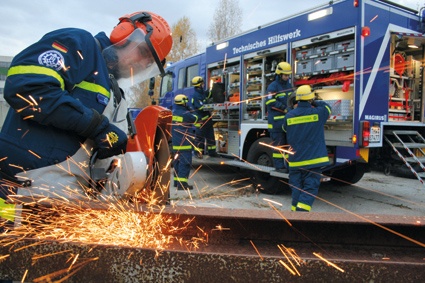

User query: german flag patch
[52,41,68,53]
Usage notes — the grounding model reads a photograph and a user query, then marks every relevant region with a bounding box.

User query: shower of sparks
[281,169,425,249]
[23,115,35,120]
[0,144,208,281]
[28,150,41,159]
[15,93,33,106]
[279,260,297,276]
[0,197,203,250]
[263,198,282,207]
[277,242,304,276]
[211,224,230,232]
[250,240,264,261]
[259,142,294,156]
[370,14,378,22]
[28,95,38,106]
[76,50,84,60]
[32,257,99,283]
[313,252,345,273]
[22,269,28,283]
[264,200,292,227]
[278,244,304,267]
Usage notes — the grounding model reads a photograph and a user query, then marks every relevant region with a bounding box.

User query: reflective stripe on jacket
[283,100,331,169]
[172,104,198,150]
[0,28,112,176]
[266,75,293,131]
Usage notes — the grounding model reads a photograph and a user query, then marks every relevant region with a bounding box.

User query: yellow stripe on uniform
[75,81,110,98]
[172,145,192,150]
[7,65,65,90]
[288,156,329,167]
[0,198,15,222]
[287,114,319,125]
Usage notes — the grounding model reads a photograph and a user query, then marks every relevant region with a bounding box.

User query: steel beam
[0,207,424,282]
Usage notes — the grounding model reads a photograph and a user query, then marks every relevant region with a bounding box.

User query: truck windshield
[160,73,173,98]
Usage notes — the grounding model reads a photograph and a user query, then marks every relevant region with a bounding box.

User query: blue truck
[159,0,425,193]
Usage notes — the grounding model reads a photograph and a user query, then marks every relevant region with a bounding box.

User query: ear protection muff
[110,12,152,46]
[110,21,136,45]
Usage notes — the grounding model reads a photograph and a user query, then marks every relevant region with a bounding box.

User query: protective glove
[89,115,128,159]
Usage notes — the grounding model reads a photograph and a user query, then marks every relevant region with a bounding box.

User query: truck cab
[159,53,206,109]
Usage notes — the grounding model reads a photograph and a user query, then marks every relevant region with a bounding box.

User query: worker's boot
[177,183,193,190]
[194,150,203,159]
[208,151,219,157]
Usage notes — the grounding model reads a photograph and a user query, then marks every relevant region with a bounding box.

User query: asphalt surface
[170,157,425,217]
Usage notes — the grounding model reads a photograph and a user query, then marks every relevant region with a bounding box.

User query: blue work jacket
[172,104,198,150]
[0,28,112,175]
[191,87,210,125]
[266,75,294,132]
[282,100,331,169]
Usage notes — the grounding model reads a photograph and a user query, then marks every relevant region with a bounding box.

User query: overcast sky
[0,0,422,57]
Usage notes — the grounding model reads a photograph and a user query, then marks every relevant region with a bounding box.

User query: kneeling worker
[172,94,199,190]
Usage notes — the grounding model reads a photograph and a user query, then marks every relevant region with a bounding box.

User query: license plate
[370,125,380,142]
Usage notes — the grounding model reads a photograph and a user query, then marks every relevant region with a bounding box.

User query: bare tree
[207,0,243,43]
[167,16,199,63]
[129,82,151,108]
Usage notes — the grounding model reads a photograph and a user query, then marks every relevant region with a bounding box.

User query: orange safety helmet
[110,11,173,73]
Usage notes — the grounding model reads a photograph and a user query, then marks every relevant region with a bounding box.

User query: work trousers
[173,150,192,187]
[270,131,287,170]
[289,167,322,212]
[195,118,216,155]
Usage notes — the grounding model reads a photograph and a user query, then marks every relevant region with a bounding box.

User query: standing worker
[0,11,173,220]
[172,94,199,190]
[191,76,218,158]
[266,62,294,173]
[282,85,331,212]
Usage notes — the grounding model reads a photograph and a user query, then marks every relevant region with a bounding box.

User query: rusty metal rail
[1,207,425,282]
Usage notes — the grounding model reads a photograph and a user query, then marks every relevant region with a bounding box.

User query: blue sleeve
[191,91,203,110]
[183,111,198,124]
[314,101,332,121]
[4,28,110,135]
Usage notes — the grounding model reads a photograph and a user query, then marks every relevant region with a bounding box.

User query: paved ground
[170,157,425,217]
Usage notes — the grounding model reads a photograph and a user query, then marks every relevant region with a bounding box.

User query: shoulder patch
[38,50,65,71]
[97,93,109,106]
[52,41,68,53]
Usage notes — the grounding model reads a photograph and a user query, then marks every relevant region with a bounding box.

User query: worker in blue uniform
[282,85,331,212]
[191,76,218,158]
[266,62,294,173]
[172,94,199,190]
[0,11,173,221]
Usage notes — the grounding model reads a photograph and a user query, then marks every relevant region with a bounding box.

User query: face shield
[103,28,164,89]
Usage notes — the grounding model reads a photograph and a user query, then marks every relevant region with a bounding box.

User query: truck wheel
[330,163,366,185]
[246,137,284,194]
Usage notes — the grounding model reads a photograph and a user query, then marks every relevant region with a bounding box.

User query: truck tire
[330,163,366,185]
[246,137,284,194]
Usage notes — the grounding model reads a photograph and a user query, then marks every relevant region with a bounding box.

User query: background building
[0,56,12,130]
